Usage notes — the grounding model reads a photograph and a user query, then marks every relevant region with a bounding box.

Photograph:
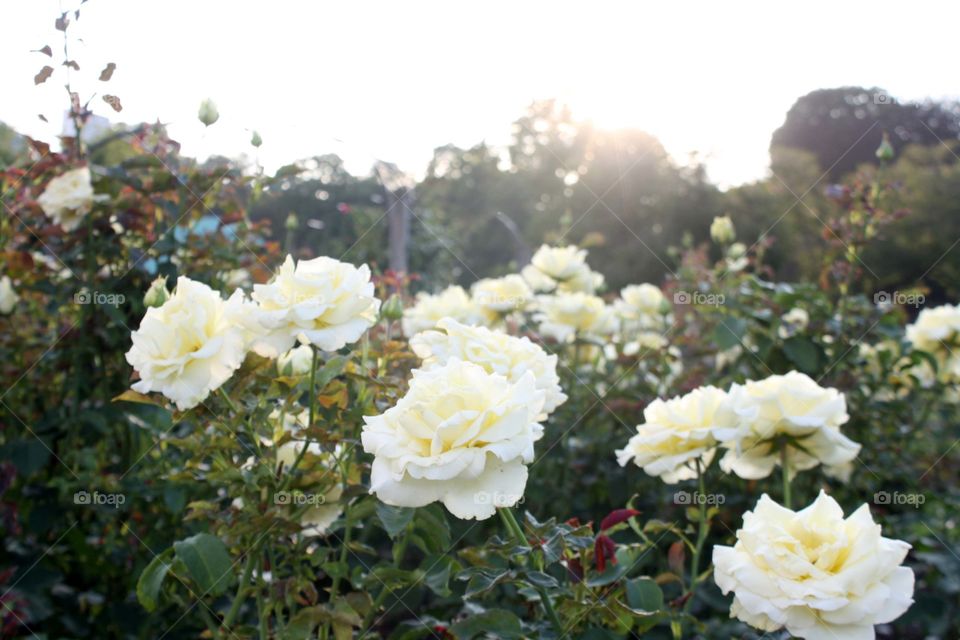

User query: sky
[2,1,958,188]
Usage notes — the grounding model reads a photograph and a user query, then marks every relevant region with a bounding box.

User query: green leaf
[450,609,523,639]
[625,576,664,612]
[172,533,235,596]
[376,502,415,538]
[136,548,174,612]
[0,439,51,476]
[782,337,820,373]
[713,317,747,350]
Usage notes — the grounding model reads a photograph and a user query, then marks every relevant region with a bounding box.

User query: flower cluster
[906,303,960,382]
[126,254,381,409]
[617,371,861,483]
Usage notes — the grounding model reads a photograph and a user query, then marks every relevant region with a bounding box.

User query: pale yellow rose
[401,285,486,336]
[471,274,533,313]
[411,317,567,415]
[250,255,380,356]
[713,491,914,639]
[710,215,736,244]
[534,292,618,343]
[126,277,250,410]
[616,386,735,483]
[0,275,19,314]
[37,167,96,231]
[361,359,545,520]
[717,372,861,481]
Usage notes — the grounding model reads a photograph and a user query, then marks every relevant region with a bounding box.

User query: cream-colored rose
[411,317,567,416]
[0,276,19,314]
[250,255,380,356]
[615,283,670,333]
[471,274,533,313]
[277,345,314,376]
[713,491,914,639]
[401,285,486,336]
[37,167,95,231]
[778,307,810,339]
[558,266,605,294]
[530,244,588,281]
[126,277,249,410]
[616,386,734,483]
[905,304,960,353]
[717,372,861,480]
[521,264,558,293]
[710,215,736,244]
[534,292,618,343]
[361,359,545,520]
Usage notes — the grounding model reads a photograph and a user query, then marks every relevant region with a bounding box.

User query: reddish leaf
[600,508,640,531]
[55,13,69,31]
[667,541,686,575]
[33,45,53,57]
[594,534,617,573]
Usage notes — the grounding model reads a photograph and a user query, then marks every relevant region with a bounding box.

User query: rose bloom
[251,255,380,356]
[717,372,861,481]
[534,292,618,343]
[361,359,545,520]
[277,344,314,376]
[401,285,486,336]
[778,307,810,339]
[616,386,734,483]
[615,283,670,332]
[713,491,914,639]
[905,304,960,353]
[37,167,96,231]
[530,244,588,281]
[0,275,19,314]
[126,277,250,410]
[521,264,558,293]
[471,274,533,314]
[411,317,567,416]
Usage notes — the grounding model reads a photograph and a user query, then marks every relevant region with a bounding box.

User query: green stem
[781,447,792,509]
[222,544,260,631]
[218,387,240,414]
[256,562,268,640]
[322,517,353,640]
[362,523,413,632]
[279,347,319,493]
[498,507,562,632]
[684,460,710,613]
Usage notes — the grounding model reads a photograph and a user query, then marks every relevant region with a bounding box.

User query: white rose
[616,386,734,483]
[411,317,567,416]
[401,285,486,336]
[710,215,736,244]
[534,292,618,343]
[126,277,249,410]
[361,359,545,520]
[37,167,96,231]
[521,263,558,293]
[471,274,533,313]
[530,244,588,281]
[713,491,914,639]
[778,307,810,339]
[717,372,861,480]
[251,255,380,356]
[277,345,314,376]
[0,276,19,314]
[906,304,960,352]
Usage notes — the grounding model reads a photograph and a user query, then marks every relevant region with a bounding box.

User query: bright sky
[3,1,957,187]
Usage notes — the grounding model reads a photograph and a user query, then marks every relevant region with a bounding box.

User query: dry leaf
[34,45,53,57]
[63,60,80,71]
[55,13,69,31]
[38,114,48,122]
[102,95,123,112]
[34,65,54,84]
[99,62,116,82]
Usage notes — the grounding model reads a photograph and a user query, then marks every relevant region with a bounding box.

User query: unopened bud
[143,276,170,308]
[198,99,219,127]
